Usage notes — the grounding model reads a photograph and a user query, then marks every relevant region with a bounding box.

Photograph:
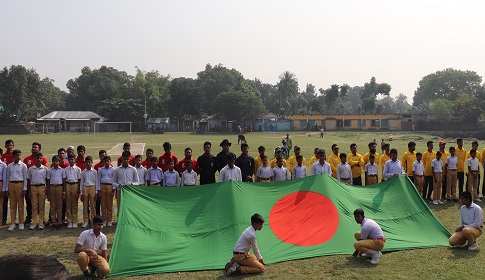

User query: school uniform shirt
[80,168,98,193]
[292,165,307,179]
[197,153,217,185]
[233,226,263,260]
[455,147,467,172]
[256,166,274,180]
[363,152,380,166]
[310,161,332,176]
[23,154,48,169]
[112,165,139,189]
[158,153,178,172]
[364,163,378,176]
[65,165,82,183]
[446,156,458,170]
[347,153,364,178]
[27,165,48,185]
[135,165,147,185]
[1,152,14,165]
[459,202,484,228]
[181,170,198,186]
[468,157,480,171]
[163,169,181,187]
[51,161,68,169]
[117,155,135,167]
[360,218,385,239]
[439,151,450,174]
[0,161,8,191]
[77,229,108,251]
[422,150,436,176]
[327,153,340,177]
[273,166,290,181]
[412,161,424,176]
[6,161,28,190]
[176,158,199,175]
[146,166,164,185]
[94,161,112,171]
[466,150,483,166]
[97,166,114,192]
[402,151,417,176]
[47,167,65,185]
[431,159,443,173]
[383,160,404,180]
[288,155,307,173]
[337,163,353,180]
[219,165,242,182]
[270,158,287,169]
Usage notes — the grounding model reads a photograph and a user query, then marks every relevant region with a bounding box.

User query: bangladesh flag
[108,175,450,277]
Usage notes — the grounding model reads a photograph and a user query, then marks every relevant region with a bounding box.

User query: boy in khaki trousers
[65,153,81,229]
[27,153,48,230]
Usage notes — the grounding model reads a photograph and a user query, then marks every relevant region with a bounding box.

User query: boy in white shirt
[364,154,378,185]
[181,160,198,186]
[65,153,81,229]
[47,155,66,229]
[256,155,273,182]
[6,149,28,230]
[134,155,147,186]
[431,152,443,205]
[146,157,163,186]
[97,156,114,227]
[337,153,353,185]
[163,159,181,187]
[80,156,97,228]
[273,157,290,182]
[27,153,48,230]
[0,150,8,227]
[445,147,458,202]
[413,152,424,195]
[468,149,481,202]
[291,155,307,179]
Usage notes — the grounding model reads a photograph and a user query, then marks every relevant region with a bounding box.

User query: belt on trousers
[31,184,45,187]
[340,178,350,180]
[51,184,62,186]
[448,169,457,171]
[184,184,196,186]
[10,181,23,183]
[233,251,246,254]
[67,182,78,185]
[368,175,377,177]
[101,183,112,185]
[260,178,270,180]
[415,175,424,177]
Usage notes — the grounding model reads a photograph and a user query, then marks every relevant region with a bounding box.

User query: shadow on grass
[447,247,480,259]
[332,256,375,269]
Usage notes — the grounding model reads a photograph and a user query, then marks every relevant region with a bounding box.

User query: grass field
[0,131,485,279]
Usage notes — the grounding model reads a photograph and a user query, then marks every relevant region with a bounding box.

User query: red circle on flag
[269,191,339,246]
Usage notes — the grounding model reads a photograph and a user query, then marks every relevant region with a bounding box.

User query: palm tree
[276,71,298,115]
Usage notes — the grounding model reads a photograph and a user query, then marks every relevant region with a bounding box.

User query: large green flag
[108,175,450,277]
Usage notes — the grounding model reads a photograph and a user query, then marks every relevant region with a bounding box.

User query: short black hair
[353,208,364,216]
[146,148,154,153]
[122,151,131,158]
[123,142,131,148]
[85,156,93,162]
[0,254,68,280]
[350,143,357,149]
[368,142,377,148]
[426,141,433,147]
[449,147,455,152]
[57,148,66,154]
[331,144,338,150]
[103,155,111,161]
[77,145,86,152]
[35,152,43,158]
[151,157,158,162]
[241,143,249,150]
[32,142,42,150]
[5,139,14,145]
[52,155,60,162]
[134,154,142,160]
[408,141,416,148]
[226,153,236,161]
[436,151,442,156]
[460,191,472,201]
[340,153,347,158]
[98,149,107,155]
[251,213,264,224]
[369,154,375,159]
[470,149,477,155]
[472,141,478,146]
[296,155,303,160]
[12,149,21,155]
[67,153,76,159]
[416,152,422,156]
[167,158,174,163]
[163,142,171,149]
[184,147,192,153]
[390,148,398,154]
[261,155,268,160]
[258,146,265,151]
[203,141,211,147]
[92,215,104,224]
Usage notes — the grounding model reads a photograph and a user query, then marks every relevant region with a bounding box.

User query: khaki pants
[449,227,482,246]
[31,185,46,225]
[233,252,265,274]
[82,186,96,223]
[77,252,111,277]
[49,185,63,225]
[433,173,442,200]
[367,175,378,185]
[414,175,424,194]
[100,184,113,222]
[468,172,479,198]
[354,232,385,253]
[446,170,457,199]
[66,183,79,224]
[8,182,24,224]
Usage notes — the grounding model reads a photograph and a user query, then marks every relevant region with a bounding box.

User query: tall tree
[275,71,298,115]
[213,91,266,121]
[167,77,202,121]
[430,98,453,122]
[453,93,483,125]
[0,65,66,123]
[360,77,391,113]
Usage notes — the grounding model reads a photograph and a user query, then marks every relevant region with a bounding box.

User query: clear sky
[2,0,485,102]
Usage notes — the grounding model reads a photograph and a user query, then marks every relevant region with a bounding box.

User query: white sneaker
[8,224,16,231]
[437,200,444,205]
[468,242,478,251]
[72,223,78,228]
[82,222,89,228]
[432,200,438,205]
[475,198,482,202]
[67,223,73,229]
[29,224,37,230]
[226,262,239,276]
[370,251,382,264]
[361,253,372,258]
[107,222,113,227]
[18,224,24,230]
[38,224,45,230]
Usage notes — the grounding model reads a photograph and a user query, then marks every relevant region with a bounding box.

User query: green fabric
[108,175,450,277]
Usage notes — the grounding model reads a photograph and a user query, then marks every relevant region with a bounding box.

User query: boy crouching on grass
[224,213,266,276]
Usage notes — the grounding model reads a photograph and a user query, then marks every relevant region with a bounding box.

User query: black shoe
[88,264,96,275]
[1,220,6,226]
[23,220,32,225]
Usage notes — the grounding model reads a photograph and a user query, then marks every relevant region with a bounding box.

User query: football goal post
[94,122,132,134]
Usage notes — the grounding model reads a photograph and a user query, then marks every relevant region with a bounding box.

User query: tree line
[0,64,484,124]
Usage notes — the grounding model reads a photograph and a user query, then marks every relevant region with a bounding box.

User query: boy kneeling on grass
[224,213,265,276]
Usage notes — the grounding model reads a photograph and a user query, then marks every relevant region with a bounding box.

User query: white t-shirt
[77,229,107,251]
[412,161,424,176]
[446,156,458,170]
[431,158,443,173]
